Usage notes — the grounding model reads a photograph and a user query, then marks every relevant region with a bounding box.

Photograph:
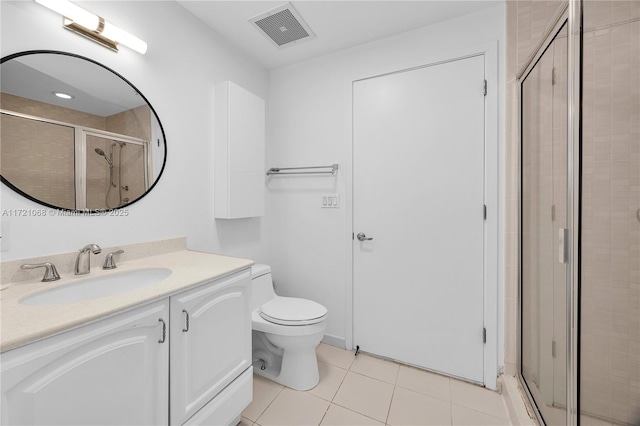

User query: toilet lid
[259,297,327,326]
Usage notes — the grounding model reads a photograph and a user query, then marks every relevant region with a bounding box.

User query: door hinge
[552,340,556,358]
[352,232,354,240]
[483,327,487,344]
[483,204,487,220]
[483,79,487,96]
[551,205,556,222]
[552,67,556,86]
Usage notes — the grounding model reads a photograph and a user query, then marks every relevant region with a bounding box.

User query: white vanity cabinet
[170,269,252,425]
[0,300,170,425]
[1,268,253,426]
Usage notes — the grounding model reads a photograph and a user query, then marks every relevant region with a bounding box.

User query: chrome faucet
[103,250,124,270]
[75,244,102,275]
[20,262,61,282]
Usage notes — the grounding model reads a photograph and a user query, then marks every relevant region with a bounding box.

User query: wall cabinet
[214,81,265,219]
[1,269,252,426]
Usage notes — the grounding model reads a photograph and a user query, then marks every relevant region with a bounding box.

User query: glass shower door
[520,22,569,425]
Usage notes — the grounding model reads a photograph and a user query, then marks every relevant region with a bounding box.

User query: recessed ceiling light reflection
[53,92,74,100]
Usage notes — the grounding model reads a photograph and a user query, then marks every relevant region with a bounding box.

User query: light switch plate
[322,194,340,208]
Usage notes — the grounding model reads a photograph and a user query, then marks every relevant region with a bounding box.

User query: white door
[353,55,486,383]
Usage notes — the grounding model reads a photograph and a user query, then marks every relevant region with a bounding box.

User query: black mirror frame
[0,50,167,214]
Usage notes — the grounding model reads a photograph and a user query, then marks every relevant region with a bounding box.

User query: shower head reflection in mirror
[94,148,111,165]
[92,140,131,209]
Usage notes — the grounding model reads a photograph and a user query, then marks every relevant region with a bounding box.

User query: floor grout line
[330,364,350,402]
[449,376,454,425]
[385,383,398,425]
[253,384,285,425]
[329,400,388,425]
[251,344,518,426]
[316,402,331,426]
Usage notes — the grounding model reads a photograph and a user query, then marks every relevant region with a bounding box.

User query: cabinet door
[170,269,251,425]
[214,81,265,219]
[1,300,169,425]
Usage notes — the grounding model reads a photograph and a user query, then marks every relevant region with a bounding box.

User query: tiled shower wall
[580,2,640,423]
[1,92,106,128]
[106,105,151,142]
[0,93,91,209]
[506,1,640,424]
[1,113,76,209]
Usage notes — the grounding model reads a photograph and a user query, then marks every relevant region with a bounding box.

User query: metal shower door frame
[516,0,582,424]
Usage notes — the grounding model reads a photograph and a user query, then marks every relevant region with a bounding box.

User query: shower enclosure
[1,110,150,210]
[519,1,639,425]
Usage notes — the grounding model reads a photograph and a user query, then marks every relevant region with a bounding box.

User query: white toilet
[251,264,328,391]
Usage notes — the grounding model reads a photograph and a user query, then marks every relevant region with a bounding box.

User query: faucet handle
[20,262,61,282]
[103,250,124,270]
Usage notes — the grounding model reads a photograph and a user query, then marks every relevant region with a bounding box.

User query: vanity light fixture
[34,0,148,54]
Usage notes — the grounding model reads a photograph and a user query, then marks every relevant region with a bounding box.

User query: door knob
[357,232,373,241]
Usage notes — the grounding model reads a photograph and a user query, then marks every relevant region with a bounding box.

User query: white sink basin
[20,268,172,305]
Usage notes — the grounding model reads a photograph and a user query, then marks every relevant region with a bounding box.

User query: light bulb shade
[101,22,148,54]
[35,0,99,31]
[35,0,147,55]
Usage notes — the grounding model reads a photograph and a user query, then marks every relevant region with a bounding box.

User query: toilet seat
[259,297,327,326]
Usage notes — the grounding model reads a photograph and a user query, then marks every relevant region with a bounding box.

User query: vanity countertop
[0,250,253,353]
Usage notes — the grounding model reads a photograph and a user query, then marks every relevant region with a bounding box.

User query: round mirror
[0,50,166,212]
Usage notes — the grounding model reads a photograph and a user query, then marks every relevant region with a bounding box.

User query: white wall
[0,1,269,262]
[267,4,506,362]
[2,1,507,373]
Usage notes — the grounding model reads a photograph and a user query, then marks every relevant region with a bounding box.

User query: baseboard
[321,334,346,349]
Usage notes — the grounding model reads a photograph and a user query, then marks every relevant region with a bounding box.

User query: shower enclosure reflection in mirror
[2,110,150,210]
[0,50,167,212]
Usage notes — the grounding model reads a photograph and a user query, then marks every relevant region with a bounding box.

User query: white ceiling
[2,54,145,116]
[177,1,500,70]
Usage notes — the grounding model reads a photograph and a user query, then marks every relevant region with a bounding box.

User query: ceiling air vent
[250,3,315,49]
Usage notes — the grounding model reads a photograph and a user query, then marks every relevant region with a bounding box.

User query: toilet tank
[251,264,276,310]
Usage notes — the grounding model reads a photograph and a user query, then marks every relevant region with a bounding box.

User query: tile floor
[241,343,521,426]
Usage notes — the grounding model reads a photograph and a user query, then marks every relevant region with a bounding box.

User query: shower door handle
[558,228,569,264]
